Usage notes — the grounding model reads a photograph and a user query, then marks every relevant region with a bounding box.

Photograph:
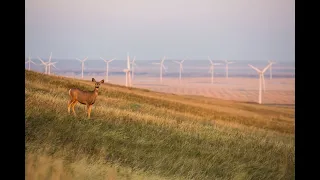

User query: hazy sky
[25,0,294,62]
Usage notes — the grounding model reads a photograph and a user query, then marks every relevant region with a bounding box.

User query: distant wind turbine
[173,57,187,83]
[100,57,115,82]
[267,60,276,79]
[152,56,167,83]
[208,56,222,84]
[37,52,57,75]
[130,56,137,80]
[123,53,132,87]
[25,55,36,71]
[248,63,272,104]
[224,60,235,79]
[47,62,58,75]
[76,57,88,79]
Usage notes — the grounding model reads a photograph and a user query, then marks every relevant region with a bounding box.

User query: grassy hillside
[25,70,295,180]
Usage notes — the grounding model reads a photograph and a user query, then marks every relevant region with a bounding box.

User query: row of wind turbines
[26,52,277,104]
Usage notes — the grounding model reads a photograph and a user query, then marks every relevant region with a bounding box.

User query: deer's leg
[71,101,78,116]
[68,100,74,114]
[87,104,92,119]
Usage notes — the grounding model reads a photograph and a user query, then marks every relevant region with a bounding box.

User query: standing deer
[68,78,104,119]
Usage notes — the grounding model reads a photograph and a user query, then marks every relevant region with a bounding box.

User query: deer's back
[69,88,98,105]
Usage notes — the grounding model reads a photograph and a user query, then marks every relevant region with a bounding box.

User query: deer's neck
[94,87,99,93]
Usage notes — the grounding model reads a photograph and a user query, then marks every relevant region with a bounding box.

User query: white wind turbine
[173,57,186,83]
[267,60,276,79]
[248,63,272,104]
[76,57,88,79]
[100,57,115,82]
[37,52,57,75]
[224,60,235,79]
[130,56,137,80]
[208,56,222,84]
[152,56,167,83]
[25,55,36,71]
[123,53,132,87]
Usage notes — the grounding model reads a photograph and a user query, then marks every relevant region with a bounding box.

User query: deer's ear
[92,78,96,82]
[100,79,104,83]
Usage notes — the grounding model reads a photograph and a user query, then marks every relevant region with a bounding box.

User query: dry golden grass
[25,70,294,180]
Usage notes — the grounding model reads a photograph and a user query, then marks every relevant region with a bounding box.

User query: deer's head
[92,78,104,89]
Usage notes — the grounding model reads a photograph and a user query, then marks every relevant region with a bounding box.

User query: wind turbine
[152,56,167,83]
[224,60,235,79]
[25,55,36,71]
[100,57,115,82]
[208,56,222,84]
[47,62,58,75]
[76,57,88,79]
[267,60,276,79]
[37,52,57,75]
[173,57,186,83]
[130,56,137,80]
[248,63,272,104]
[123,53,132,87]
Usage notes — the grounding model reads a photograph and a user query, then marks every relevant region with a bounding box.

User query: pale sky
[25,0,295,62]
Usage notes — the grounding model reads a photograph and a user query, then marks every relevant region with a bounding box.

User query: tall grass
[25,70,294,180]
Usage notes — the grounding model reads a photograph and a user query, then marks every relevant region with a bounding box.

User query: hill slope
[25,70,294,180]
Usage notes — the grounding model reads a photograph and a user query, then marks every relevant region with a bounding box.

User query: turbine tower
[76,57,88,79]
[248,63,272,104]
[123,53,132,87]
[268,60,276,79]
[225,60,235,79]
[100,57,115,82]
[208,56,222,84]
[152,56,167,83]
[173,57,186,83]
[25,55,36,71]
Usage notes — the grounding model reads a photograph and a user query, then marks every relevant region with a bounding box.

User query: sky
[25,0,295,62]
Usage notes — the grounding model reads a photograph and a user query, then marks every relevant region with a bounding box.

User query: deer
[68,78,104,119]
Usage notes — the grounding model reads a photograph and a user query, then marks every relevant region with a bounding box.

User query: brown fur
[68,78,104,119]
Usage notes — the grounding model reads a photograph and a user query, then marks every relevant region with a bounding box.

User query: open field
[26,70,294,180]
[74,75,295,105]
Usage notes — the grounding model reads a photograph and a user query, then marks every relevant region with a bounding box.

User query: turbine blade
[108,58,115,63]
[49,52,52,62]
[51,63,58,69]
[262,63,272,73]
[37,57,46,65]
[248,64,262,73]
[30,60,36,65]
[162,64,167,69]
[83,57,88,61]
[161,56,166,63]
[76,58,82,62]
[208,56,213,64]
[173,60,180,64]
[100,57,105,61]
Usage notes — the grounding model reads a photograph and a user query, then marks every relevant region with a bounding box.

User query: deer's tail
[68,89,72,96]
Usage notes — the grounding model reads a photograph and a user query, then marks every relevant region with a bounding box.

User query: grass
[25,70,295,180]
